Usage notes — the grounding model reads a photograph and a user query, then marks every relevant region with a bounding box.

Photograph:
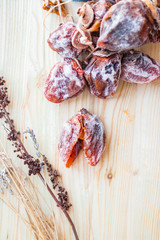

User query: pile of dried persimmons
[43,0,160,103]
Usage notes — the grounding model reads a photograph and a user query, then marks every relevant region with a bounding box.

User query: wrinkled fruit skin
[121,50,160,83]
[84,54,121,98]
[148,6,160,42]
[59,108,106,167]
[59,114,83,168]
[97,0,152,51]
[48,22,82,58]
[92,0,113,20]
[80,108,106,166]
[148,29,160,42]
[44,58,86,103]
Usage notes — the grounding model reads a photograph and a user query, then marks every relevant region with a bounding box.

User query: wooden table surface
[0,0,160,239]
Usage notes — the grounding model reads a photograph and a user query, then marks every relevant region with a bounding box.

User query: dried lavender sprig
[0,168,13,195]
[23,128,72,210]
[0,77,79,240]
[23,128,41,158]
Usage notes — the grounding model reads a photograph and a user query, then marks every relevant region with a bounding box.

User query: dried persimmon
[84,53,121,98]
[121,50,160,83]
[80,108,106,166]
[48,22,82,58]
[44,58,86,103]
[59,114,83,168]
[44,0,160,103]
[59,109,106,167]
[97,0,152,51]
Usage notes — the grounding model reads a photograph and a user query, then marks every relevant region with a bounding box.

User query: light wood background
[0,0,160,239]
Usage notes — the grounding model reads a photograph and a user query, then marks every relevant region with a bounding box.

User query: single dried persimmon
[48,22,82,58]
[121,50,160,83]
[59,114,83,168]
[84,53,121,98]
[97,0,152,51]
[59,109,106,167]
[44,58,86,103]
[80,108,106,166]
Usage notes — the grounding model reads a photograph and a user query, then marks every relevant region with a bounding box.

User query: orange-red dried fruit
[80,108,106,166]
[44,58,86,103]
[84,53,121,98]
[121,50,160,83]
[97,0,152,51]
[59,114,83,168]
[59,109,106,167]
[48,22,82,58]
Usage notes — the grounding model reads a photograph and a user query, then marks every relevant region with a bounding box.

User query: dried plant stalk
[0,77,79,240]
[0,151,58,240]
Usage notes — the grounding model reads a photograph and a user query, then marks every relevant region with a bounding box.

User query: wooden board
[0,0,160,239]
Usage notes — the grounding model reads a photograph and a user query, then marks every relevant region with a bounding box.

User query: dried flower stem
[0,77,79,240]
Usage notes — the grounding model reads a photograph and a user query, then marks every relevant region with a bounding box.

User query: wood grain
[0,0,160,239]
